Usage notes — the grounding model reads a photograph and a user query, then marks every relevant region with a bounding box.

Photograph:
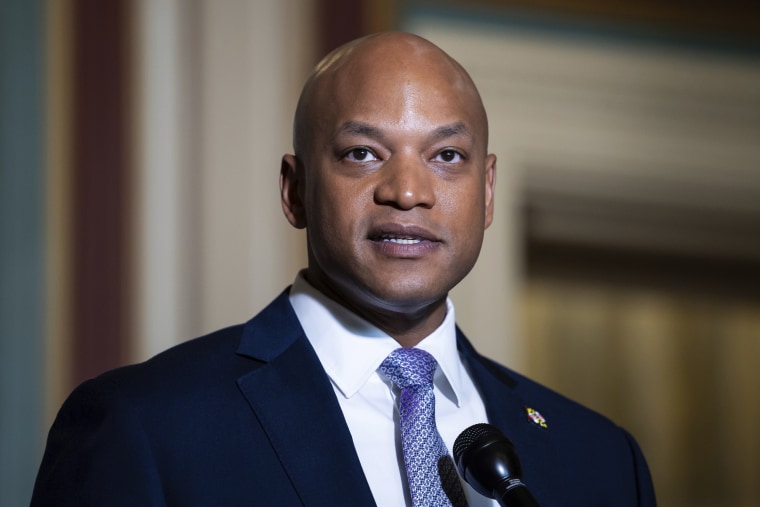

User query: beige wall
[134,0,313,360]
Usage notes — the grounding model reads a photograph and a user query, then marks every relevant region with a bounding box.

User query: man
[32,32,656,506]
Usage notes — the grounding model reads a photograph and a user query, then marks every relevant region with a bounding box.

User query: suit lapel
[235,291,376,506]
[456,329,552,479]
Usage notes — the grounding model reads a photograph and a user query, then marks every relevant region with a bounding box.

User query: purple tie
[379,348,468,507]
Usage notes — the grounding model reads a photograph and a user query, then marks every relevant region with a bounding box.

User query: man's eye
[344,148,378,162]
[434,150,462,163]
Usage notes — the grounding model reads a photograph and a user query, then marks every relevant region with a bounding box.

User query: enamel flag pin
[525,407,548,429]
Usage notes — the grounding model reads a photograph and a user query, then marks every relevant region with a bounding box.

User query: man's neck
[303,271,448,347]
[357,301,448,348]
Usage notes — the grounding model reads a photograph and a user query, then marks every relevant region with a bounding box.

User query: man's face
[283,37,496,320]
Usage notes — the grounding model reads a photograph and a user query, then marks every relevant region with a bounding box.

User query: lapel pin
[525,407,548,429]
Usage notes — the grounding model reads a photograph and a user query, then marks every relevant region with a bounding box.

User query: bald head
[292,32,489,160]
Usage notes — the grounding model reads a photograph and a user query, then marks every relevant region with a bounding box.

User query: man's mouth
[367,225,440,257]
[380,235,423,245]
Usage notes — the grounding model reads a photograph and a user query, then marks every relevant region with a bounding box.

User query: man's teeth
[382,236,421,245]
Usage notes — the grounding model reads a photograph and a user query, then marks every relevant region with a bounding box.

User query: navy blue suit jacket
[32,289,656,506]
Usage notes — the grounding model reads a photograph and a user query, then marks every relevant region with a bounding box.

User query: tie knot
[379,347,438,389]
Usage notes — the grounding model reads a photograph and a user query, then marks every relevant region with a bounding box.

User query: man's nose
[373,155,436,210]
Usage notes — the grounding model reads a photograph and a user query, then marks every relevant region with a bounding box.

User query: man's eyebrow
[432,122,472,140]
[334,121,384,139]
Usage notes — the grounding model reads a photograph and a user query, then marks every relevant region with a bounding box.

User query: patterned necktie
[379,348,468,507]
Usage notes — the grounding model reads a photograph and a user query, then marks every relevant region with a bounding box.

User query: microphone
[453,423,541,507]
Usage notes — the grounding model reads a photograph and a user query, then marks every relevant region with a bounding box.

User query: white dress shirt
[289,273,498,507]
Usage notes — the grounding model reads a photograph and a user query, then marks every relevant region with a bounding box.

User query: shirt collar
[288,271,465,406]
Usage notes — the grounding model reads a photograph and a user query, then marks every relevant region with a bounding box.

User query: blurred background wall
[1,0,759,505]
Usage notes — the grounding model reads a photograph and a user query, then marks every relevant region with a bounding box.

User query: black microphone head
[453,423,525,499]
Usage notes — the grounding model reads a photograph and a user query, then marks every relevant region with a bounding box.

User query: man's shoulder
[72,324,248,406]
[466,347,626,440]
[89,289,296,395]
[466,349,657,505]
[71,290,300,405]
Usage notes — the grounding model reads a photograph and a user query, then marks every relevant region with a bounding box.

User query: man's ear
[280,154,307,229]
[484,153,497,229]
